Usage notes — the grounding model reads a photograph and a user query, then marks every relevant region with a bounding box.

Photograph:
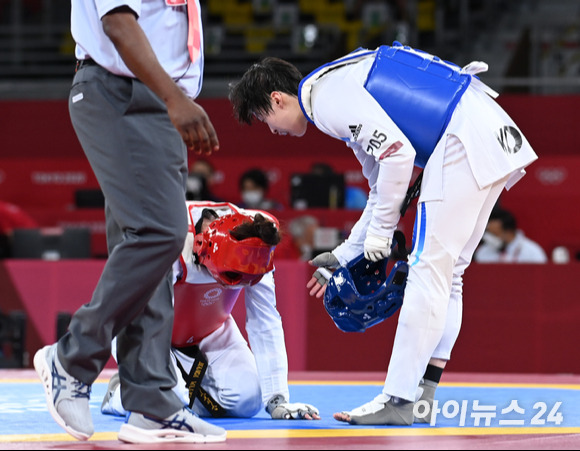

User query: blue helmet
[323,253,408,333]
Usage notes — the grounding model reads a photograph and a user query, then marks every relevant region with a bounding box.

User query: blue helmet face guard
[323,253,409,333]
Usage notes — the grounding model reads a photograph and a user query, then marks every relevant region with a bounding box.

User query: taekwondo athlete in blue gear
[229,41,538,426]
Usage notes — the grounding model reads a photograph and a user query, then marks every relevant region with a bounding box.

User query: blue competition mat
[1,380,579,437]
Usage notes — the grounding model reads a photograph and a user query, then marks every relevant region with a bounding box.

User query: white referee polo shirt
[71,0,204,99]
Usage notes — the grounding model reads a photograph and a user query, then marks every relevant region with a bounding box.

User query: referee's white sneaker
[118,407,227,444]
[33,344,94,441]
[334,393,414,426]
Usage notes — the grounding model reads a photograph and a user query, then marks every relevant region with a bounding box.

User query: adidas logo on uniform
[349,124,362,142]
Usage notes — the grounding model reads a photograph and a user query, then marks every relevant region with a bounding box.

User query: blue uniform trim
[298,49,377,126]
[411,203,427,267]
[297,77,316,125]
[411,206,419,255]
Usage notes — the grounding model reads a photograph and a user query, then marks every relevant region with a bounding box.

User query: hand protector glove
[266,394,320,420]
[307,252,340,298]
[310,252,340,269]
[364,233,392,262]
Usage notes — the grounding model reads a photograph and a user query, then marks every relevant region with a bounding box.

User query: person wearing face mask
[474,207,547,263]
[287,215,320,260]
[186,159,224,202]
[238,168,283,211]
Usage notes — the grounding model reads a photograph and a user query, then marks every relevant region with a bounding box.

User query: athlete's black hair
[194,208,218,234]
[229,57,303,125]
[230,213,281,246]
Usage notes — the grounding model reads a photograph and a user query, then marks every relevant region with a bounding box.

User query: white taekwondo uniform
[108,201,290,418]
[299,43,538,401]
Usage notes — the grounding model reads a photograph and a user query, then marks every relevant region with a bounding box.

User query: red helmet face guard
[193,213,276,286]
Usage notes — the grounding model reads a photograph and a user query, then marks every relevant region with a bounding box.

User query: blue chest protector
[300,42,472,169]
[364,42,472,168]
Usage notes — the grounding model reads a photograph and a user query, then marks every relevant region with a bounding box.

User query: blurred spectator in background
[239,168,283,211]
[186,159,223,202]
[310,162,334,176]
[474,207,547,263]
[287,215,320,261]
[0,200,38,258]
[275,214,342,261]
[310,162,367,210]
[190,159,215,182]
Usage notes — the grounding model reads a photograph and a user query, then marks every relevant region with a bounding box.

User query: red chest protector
[171,202,279,346]
[172,279,243,347]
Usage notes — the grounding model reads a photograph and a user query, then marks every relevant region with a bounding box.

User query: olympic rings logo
[201,287,222,306]
[536,167,567,185]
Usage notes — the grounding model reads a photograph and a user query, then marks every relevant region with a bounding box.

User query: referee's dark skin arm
[102,7,219,155]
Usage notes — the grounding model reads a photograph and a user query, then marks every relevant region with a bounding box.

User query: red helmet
[193,212,277,286]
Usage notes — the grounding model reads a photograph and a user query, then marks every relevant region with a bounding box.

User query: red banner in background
[1,155,578,260]
[2,259,579,374]
[2,95,580,159]
[496,95,580,157]
[0,158,98,209]
[499,156,580,258]
[2,97,580,261]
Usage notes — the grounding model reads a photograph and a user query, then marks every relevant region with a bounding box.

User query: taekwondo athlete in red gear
[102,201,320,421]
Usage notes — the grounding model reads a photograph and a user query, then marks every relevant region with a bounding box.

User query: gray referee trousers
[58,63,189,418]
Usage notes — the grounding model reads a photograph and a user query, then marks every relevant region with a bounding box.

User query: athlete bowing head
[102,202,320,421]
[193,209,281,287]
